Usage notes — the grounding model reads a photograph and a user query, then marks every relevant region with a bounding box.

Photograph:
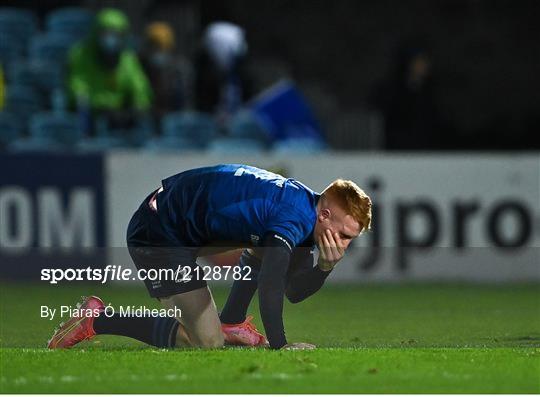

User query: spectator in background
[67,8,152,134]
[139,22,191,119]
[368,43,451,150]
[194,22,253,124]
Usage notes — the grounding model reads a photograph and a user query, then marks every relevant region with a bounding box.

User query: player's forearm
[220,251,260,324]
[258,235,292,349]
[258,278,287,349]
[285,265,331,303]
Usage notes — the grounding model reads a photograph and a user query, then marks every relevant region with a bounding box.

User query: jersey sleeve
[258,233,292,349]
[285,251,331,303]
[265,204,314,249]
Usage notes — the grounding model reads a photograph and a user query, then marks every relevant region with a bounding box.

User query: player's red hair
[321,179,372,233]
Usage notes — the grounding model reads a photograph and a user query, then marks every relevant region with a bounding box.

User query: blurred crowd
[1,4,535,153]
[0,7,325,154]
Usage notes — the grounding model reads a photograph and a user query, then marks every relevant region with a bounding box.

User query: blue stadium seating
[75,119,127,152]
[0,8,38,47]
[144,136,203,152]
[8,112,81,152]
[128,116,156,146]
[29,33,74,65]
[46,8,93,43]
[272,137,326,155]
[207,137,266,154]
[75,136,127,152]
[0,112,23,146]
[8,137,60,152]
[161,112,219,148]
[29,112,81,145]
[4,85,44,122]
[227,110,269,143]
[7,61,38,86]
[50,89,68,112]
[8,60,64,95]
[0,34,26,65]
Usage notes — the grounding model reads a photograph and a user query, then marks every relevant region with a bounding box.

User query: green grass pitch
[1,282,539,393]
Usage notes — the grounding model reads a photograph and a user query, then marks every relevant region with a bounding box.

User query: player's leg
[220,250,260,323]
[47,289,221,349]
[92,301,182,348]
[92,286,223,349]
[46,293,186,350]
[219,250,267,346]
[48,194,204,349]
[160,286,223,348]
[93,242,218,349]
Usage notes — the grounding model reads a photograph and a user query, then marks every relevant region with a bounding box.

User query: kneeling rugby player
[48,164,371,350]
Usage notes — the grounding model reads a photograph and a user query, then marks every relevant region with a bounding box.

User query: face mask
[99,33,124,54]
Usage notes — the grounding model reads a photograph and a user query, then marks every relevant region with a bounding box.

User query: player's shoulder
[190,163,266,179]
[277,179,319,210]
[269,185,319,229]
[263,179,319,247]
[163,164,226,182]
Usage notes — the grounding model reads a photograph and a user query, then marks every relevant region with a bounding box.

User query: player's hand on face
[317,229,346,271]
[282,342,316,350]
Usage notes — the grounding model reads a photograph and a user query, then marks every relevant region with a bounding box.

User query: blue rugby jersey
[154,164,319,248]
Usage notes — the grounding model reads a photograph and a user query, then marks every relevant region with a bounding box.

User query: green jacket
[67,9,152,112]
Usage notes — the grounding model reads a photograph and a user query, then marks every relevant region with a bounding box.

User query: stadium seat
[272,137,326,155]
[0,8,38,46]
[128,116,156,147]
[30,112,81,145]
[0,34,26,65]
[161,111,219,148]
[75,115,134,151]
[4,85,44,122]
[8,112,81,152]
[29,33,74,65]
[144,136,203,152]
[50,89,68,112]
[75,136,127,152]
[207,137,266,154]
[8,137,63,152]
[0,112,23,146]
[7,61,37,86]
[7,60,64,95]
[45,8,93,43]
[227,110,269,143]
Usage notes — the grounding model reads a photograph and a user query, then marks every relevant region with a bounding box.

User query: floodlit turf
[1,283,539,393]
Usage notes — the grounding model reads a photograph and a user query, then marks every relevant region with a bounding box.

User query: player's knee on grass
[160,287,224,349]
[187,326,224,348]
